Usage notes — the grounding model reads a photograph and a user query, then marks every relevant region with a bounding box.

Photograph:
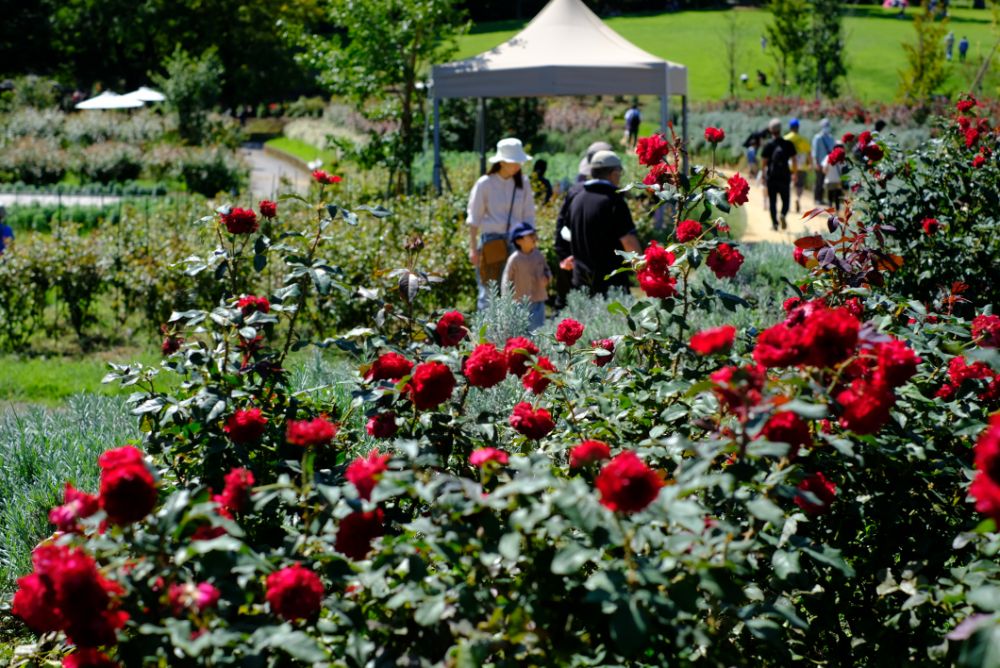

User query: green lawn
[455,6,997,102]
[0,352,162,405]
[265,136,340,169]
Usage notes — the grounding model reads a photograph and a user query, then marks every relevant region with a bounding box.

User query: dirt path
[240,147,311,200]
[731,169,831,244]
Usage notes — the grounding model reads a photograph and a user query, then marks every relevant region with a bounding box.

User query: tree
[766,0,809,95]
[803,0,847,99]
[721,12,742,101]
[300,0,468,192]
[898,4,949,104]
[152,47,224,145]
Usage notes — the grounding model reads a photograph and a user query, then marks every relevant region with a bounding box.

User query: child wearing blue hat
[502,221,550,332]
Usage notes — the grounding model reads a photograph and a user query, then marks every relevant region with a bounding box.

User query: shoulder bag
[479,183,517,285]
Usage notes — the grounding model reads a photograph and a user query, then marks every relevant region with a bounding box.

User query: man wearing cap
[502,221,551,332]
[760,118,797,231]
[558,150,641,296]
[811,119,835,206]
[784,118,811,213]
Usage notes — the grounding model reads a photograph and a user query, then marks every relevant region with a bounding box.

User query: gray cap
[768,117,782,131]
[579,141,614,177]
[589,150,622,170]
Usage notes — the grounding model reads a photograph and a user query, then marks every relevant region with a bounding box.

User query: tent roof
[75,91,144,110]
[432,0,686,99]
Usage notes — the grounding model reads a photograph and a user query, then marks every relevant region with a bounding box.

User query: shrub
[178,147,244,196]
[152,46,224,145]
[77,143,143,184]
[0,138,67,184]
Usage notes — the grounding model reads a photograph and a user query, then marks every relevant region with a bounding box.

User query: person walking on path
[760,118,797,231]
[0,206,13,257]
[822,141,846,214]
[959,36,969,62]
[467,138,537,312]
[624,102,641,150]
[502,222,551,332]
[784,118,812,213]
[559,150,640,295]
[945,31,955,61]
[811,118,835,206]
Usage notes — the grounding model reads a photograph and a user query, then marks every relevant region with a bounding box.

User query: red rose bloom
[312,169,342,185]
[689,325,736,356]
[643,162,676,187]
[593,338,615,366]
[287,416,339,447]
[964,127,981,148]
[971,415,1000,522]
[169,582,221,615]
[874,339,921,388]
[644,240,675,273]
[827,146,846,166]
[799,307,860,368]
[704,126,725,144]
[636,134,670,166]
[836,379,896,434]
[504,336,539,377]
[63,649,120,668]
[555,318,585,346]
[259,200,277,219]
[49,483,99,533]
[161,335,182,355]
[638,268,677,298]
[857,131,872,146]
[921,217,940,235]
[569,440,611,469]
[509,402,555,439]
[783,297,803,313]
[973,152,987,168]
[335,509,385,560]
[469,447,509,468]
[407,361,456,410]
[973,314,1000,347]
[727,172,750,206]
[224,408,268,444]
[957,96,978,113]
[346,449,390,500]
[522,356,556,395]
[710,364,765,415]
[266,564,324,620]
[214,467,255,516]
[595,451,664,513]
[706,243,744,279]
[760,411,812,453]
[366,412,398,439]
[862,142,884,162]
[238,295,270,316]
[795,472,837,515]
[675,219,703,243]
[12,573,61,632]
[366,352,413,382]
[220,207,258,235]
[99,445,157,526]
[793,246,808,266]
[463,343,508,388]
[841,132,855,144]
[436,311,467,346]
[753,322,806,368]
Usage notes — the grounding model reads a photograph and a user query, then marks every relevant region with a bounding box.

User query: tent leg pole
[659,94,668,136]
[478,98,487,175]
[433,97,442,195]
[682,94,689,176]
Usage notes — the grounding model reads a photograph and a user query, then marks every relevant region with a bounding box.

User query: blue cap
[509,221,536,243]
[789,118,800,128]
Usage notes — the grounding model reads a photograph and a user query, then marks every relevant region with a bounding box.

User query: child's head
[509,221,538,252]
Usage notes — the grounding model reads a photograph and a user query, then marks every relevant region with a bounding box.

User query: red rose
[161,335,182,355]
[795,472,837,515]
[827,146,846,166]
[843,297,864,319]
[689,325,736,356]
[675,219,703,243]
[799,307,860,368]
[636,134,670,166]
[266,564,324,620]
[836,379,895,434]
[436,311,467,346]
[12,573,61,632]
[238,294,270,316]
[704,126,725,144]
[644,240,675,273]
[407,361,456,410]
[504,336,539,377]
[169,582,221,615]
[569,440,611,469]
[637,268,677,299]
[555,318,585,346]
[463,343,508,388]
[783,297,803,313]
[287,416,339,447]
[346,449,390,500]
[522,356,556,395]
[509,402,555,439]
[366,352,413,383]
[973,152,987,168]
[760,411,812,453]
[63,649,120,668]
[595,451,664,513]
[710,364,765,415]
[214,467,255,516]
[726,173,750,206]
[592,338,615,366]
[366,412,398,439]
[857,130,872,147]
[964,127,981,148]
[49,483,99,533]
[335,509,385,560]
[862,142,884,162]
[220,207,258,235]
[841,132,856,144]
[312,170,342,185]
[753,322,805,368]
[224,408,268,444]
[972,415,1000,522]
[973,314,1000,348]
[259,200,277,219]
[99,446,157,526]
[793,246,808,266]
[643,162,676,186]
[470,447,509,468]
[873,339,920,388]
[706,243,744,279]
[957,95,978,113]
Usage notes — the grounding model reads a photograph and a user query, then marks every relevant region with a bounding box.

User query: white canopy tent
[122,86,166,103]
[430,0,688,191]
[74,91,145,110]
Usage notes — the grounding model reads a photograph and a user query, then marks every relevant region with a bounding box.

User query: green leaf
[499,532,521,561]
[414,594,447,626]
[706,187,732,213]
[781,399,828,419]
[969,586,1000,612]
[357,204,392,218]
[253,253,267,272]
[747,496,785,524]
[772,550,801,580]
[271,628,327,662]
[551,543,596,575]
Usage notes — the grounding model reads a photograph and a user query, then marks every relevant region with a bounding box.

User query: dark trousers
[768,179,791,229]
[813,168,826,204]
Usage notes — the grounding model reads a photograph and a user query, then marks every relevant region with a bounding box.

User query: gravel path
[733,169,830,244]
[240,147,310,200]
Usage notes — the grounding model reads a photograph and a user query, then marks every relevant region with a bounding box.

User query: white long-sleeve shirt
[466,173,536,237]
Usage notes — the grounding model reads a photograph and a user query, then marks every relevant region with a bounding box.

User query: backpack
[766,139,792,182]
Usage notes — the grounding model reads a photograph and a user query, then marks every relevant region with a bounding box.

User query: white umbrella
[123,86,166,103]
[74,91,144,110]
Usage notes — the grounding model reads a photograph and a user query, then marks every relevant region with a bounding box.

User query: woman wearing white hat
[467,138,537,311]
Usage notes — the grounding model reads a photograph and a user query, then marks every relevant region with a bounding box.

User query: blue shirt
[0,224,12,254]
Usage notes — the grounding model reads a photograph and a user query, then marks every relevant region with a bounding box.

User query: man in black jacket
[760,117,797,231]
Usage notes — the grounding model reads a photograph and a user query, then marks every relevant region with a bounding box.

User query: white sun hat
[488,137,532,165]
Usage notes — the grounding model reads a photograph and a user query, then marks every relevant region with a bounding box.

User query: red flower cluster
[346,450,390,500]
[335,509,384,560]
[592,338,615,366]
[595,451,664,513]
[64,649,119,668]
[522,356,556,394]
[287,416,338,447]
[504,336,539,376]
[795,472,836,515]
[161,334,182,355]
[13,544,128,646]
[470,447,509,468]
[49,483,99,533]
[643,162,676,187]
[760,411,812,454]
[726,173,750,206]
[675,219,703,243]
[224,408,268,444]
[407,361,456,409]
[509,402,555,439]
[569,440,611,469]
[704,127,725,144]
[555,318,585,346]
[636,134,669,166]
[238,295,270,316]
[856,132,884,163]
[689,325,736,356]
[841,132,855,144]
[366,351,413,383]
[957,95,978,113]
[220,207,258,235]
[366,412,398,439]
[463,343,508,388]
[937,355,999,402]
[311,169,342,185]
[99,445,157,526]
[638,241,677,298]
[970,414,1000,523]
[973,314,1000,348]
[266,564,324,620]
[710,364,765,418]
[835,338,921,434]
[258,199,277,219]
[754,301,859,369]
[213,467,255,517]
[168,581,220,615]
[706,243,744,279]
[436,311,467,346]
[827,146,846,166]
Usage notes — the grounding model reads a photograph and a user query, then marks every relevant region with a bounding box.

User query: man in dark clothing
[557,150,640,295]
[760,117,796,231]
